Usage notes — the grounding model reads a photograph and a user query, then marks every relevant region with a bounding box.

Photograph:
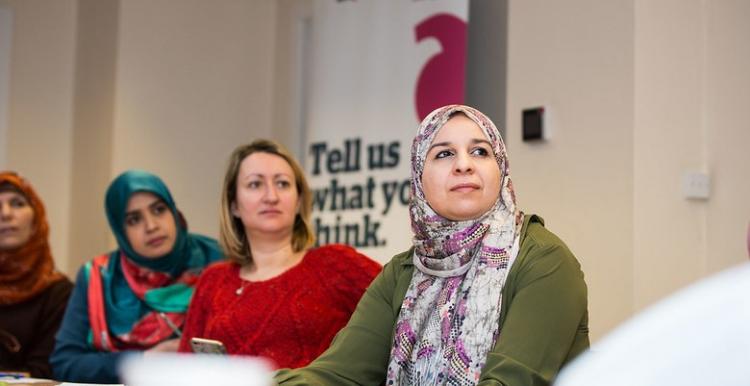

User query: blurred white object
[120,353,274,386]
[0,379,122,386]
[556,262,750,386]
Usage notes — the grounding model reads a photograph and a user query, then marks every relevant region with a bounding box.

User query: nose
[143,213,160,232]
[453,151,474,174]
[262,184,280,203]
[0,203,11,220]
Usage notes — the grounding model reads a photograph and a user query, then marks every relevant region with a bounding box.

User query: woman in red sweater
[179,140,381,368]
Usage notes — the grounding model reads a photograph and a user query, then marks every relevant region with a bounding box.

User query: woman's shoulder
[9,277,73,310]
[310,244,412,263]
[187,233,224,262]
[305,244,382,276]
[519,215,574,255]
[308,243,359,257]
[307,244,377,264]
[47,276,74,297]
[200,260,237,277]
[189,262,237,295]
[35,277,74,311]
[387,248,413,266]
[78,251,117,275]
[514,214,583,279]
[72,252,113,285]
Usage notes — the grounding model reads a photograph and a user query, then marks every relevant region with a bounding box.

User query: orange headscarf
[0,172,64,305]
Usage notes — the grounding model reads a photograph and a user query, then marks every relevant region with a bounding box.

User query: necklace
[235,280,249,296]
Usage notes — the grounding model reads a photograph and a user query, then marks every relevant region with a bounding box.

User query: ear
[230,201,240,218]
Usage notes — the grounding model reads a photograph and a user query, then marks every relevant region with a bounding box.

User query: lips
[450,183,480,192]
[146,236,168,247]
[259,209,283,215]
[0,227,18,235]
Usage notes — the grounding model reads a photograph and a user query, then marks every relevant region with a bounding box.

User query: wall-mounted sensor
[522,107,545,141]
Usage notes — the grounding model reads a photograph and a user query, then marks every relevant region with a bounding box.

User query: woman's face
[123,191,177,259]
[0,191,35,251]
[232,152,299,240]
[421,114,501,221]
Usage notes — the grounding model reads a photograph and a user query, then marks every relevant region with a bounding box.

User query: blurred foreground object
[120,353,273,386]
[556,262,750,386]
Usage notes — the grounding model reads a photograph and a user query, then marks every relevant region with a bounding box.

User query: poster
[305,0,468,262]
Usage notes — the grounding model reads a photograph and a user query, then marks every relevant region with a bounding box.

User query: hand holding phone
[190,337,227,355]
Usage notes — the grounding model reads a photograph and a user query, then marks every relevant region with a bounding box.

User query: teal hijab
[104,169,218,275]
[89,170,223,345]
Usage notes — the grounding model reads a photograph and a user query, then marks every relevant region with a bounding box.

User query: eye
[247,180,262,189]
[152,202,169,216]
[9,197,28,208]
[471,146,491,157]
[276,180,292,189]
[125,213,141,227]
[434,149,454,159]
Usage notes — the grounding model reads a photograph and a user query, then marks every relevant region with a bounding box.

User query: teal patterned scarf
[86,170,222,350]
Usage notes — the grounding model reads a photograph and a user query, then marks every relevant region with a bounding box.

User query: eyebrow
[124,199,165,217]
[149,200,166,209]
[428,138,492,153]
[4,194,28,203]
[243,173,292,179]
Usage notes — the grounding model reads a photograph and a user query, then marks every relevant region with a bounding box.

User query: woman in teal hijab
[51,170,223,384]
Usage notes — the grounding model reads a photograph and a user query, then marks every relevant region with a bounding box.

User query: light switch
[682,171,710,200]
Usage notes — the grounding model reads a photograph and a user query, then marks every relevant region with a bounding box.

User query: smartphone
[190,337,227,355]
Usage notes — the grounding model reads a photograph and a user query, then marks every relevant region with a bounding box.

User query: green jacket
[275,215,589,385]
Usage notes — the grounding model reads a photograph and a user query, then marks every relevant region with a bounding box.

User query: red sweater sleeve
[320,244,382,314]
[178,263,226,353]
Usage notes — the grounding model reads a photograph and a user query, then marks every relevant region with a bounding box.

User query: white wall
[112,0,277,246]
[0,7,12,168]
[507,0,635,339]
[633,0,708,309]
[507,0,750,340]
[634,0,750,309]
[272,0,313,160]
[704,0,750,271]
[0,0,77,273]
[67,0,119,275]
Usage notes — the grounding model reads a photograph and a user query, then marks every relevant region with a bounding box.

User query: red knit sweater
[178,244,381,368]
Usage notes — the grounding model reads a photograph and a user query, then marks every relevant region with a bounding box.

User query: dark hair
[0,181,25,197]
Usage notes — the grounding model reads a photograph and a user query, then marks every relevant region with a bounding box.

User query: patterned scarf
[386,105,523,385]
[86,170,223,351]
[0,172,65,305]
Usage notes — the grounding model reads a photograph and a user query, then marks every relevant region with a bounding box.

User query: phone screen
[190,337,227,355]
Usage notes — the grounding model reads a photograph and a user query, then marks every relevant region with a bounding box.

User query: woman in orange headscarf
[0,171,73,378]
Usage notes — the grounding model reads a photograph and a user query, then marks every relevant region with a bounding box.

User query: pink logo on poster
[414,13,467,121]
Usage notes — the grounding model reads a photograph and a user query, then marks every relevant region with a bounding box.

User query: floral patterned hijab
[386,105,524,385]
[0,172,65,305]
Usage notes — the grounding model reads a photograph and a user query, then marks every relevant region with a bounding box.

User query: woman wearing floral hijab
[51,170,223,384]
[276,105,589,385]
[0,172,73,378]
